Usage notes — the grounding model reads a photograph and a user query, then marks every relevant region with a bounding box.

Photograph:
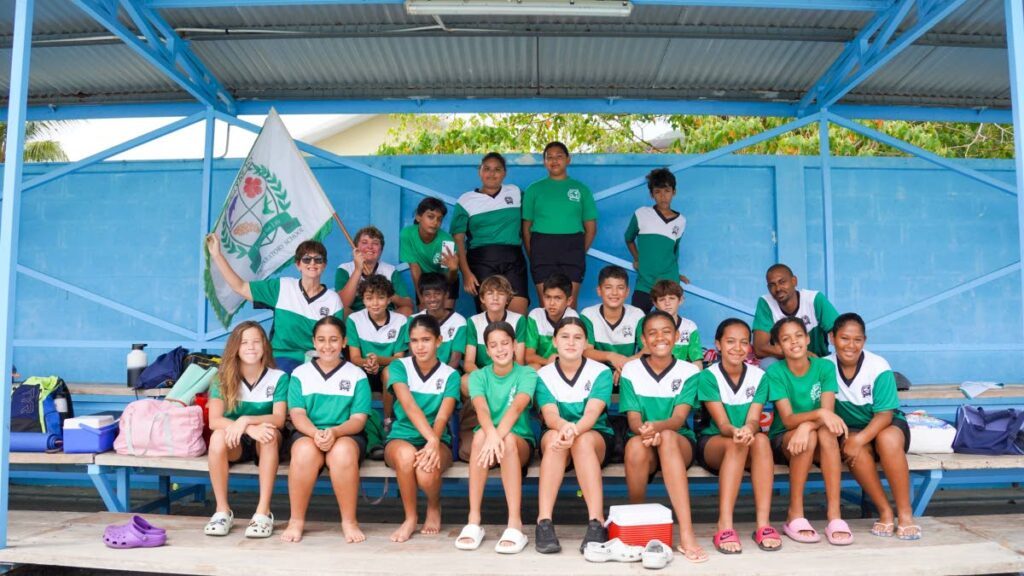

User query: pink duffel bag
[114,399,206,457]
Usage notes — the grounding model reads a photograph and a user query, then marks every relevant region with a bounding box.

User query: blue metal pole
[820,115,836,299]
[1008,0,1024,347]
[0,0,35,550]
[198,108,215,341]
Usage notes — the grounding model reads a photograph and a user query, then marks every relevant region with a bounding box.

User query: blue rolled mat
[10,432,60,452]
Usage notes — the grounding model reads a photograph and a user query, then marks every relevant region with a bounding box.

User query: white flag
[205,109,334,327]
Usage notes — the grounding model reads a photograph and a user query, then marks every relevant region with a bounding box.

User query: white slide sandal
[455,524,486,550]
[495,528,529,554]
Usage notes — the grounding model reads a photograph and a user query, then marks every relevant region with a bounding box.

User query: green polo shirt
[210,367,289,420]
[334,260,411,312]
[624,206,685,293]
[766,357,839,438]
[753,289,839,358]
[522,177,597,235]
[466,310,527,368]
[524,307,579,360]
[468,363,537,445]
[535,358,613,437]
[413,310,467,365]
[450,186,523,248]
[618,357,701,441]
[287,360,371,429]
[827,350,905,430]
[696,363,768,437]
[387,357,460,446]
[250,277,345,362]
[399,224,457,275]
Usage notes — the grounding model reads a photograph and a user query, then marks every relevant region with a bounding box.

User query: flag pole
[333,212,355,248]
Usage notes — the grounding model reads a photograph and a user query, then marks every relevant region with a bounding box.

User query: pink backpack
[114,399,206,457]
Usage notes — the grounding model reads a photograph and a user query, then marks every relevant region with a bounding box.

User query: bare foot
[280,520,304,543]
[390,518,418,543]
[421,506,441,535]
[342,520,366,543]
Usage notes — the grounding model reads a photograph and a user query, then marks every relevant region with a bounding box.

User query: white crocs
[245,513,274,538]
[203,510,234,536]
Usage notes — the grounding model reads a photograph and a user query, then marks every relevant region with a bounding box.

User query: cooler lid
[64,415,115,429]
[606,503,673,527]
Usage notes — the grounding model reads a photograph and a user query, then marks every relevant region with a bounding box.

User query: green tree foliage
[378,114,1014,159]
[0,121,69,163]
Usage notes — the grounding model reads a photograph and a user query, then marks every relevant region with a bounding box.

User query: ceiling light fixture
[405,0,633,18]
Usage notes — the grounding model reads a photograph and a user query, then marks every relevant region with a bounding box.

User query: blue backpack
[11,376,74,436]
[136,346,188,389]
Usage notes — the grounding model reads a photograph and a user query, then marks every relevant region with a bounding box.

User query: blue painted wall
[7,154,1019,385]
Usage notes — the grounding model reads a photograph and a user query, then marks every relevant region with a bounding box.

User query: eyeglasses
[300,256,325,265]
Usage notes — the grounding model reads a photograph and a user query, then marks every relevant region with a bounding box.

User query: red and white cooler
[605,503,673,547]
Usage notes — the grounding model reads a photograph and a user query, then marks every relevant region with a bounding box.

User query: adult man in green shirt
[753,264,839,362]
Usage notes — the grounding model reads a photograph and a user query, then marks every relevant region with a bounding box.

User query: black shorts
[530,232,586,284]
[843,417,911,455]
[468,244,530,304]
[285,429,368,466]
[366,371,385,393]
[770,433,789,465]
[631,291,654,313]
[695,434,716,473]
[539,431,615,469]
[232,433,288,465]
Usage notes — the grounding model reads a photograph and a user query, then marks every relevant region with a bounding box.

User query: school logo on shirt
[567,189,581,202]
[432,252,442,265]
[584,380,593,392]
[811,383,821,401]
[672,225,680,236]
[319,306,329,317]
[508,386,518,406]
[802,315,811,326]
[745,387,755,399]
[861,385,872,398]
[504,196,513,205]
[448,327,455,338]
[671,379,682,393]
[435,378,445,391]
[679,332,690,344]
[387,328,397,339]
[266,385,275,398]
[339,380,352,392]
[622,326,633,338]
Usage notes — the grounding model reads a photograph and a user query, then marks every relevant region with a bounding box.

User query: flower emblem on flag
[220,161,301,274]
[243,177,262,199]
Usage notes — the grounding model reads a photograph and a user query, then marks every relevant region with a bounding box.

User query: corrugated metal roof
[0,0,1011,112]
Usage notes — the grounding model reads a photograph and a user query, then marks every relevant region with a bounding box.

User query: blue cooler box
[63,415,119,453]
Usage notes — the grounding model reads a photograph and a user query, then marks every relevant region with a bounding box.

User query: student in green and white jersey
[753,263,839,362]
[283,317,371,545]
[693,319,780,554]
[452,152,530,315]
[533,318,613,555]
[522,142,598,308]
[412,272,466,370]
[346,274,408,429]
[384,315,460,544]
[400,197,460,309]
[620,310,707,563]
[650,279,703,369]
[525,273,578,370]
[581,265,645,380]
[335,225,413,316]
[206,235,343,374]
[765,317,852,547]
[456,322,537,554]
[205,321,287,539]
[625,168,690,313]
[828,313,919,541]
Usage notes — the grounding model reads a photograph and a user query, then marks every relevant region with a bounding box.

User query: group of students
[200,142,921,559]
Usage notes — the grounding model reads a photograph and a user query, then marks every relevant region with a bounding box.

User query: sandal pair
[205,510,274,538]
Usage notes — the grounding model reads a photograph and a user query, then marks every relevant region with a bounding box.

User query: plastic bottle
[127,343,148,388]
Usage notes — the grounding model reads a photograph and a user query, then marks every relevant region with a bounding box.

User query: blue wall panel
[5,154,1019,384]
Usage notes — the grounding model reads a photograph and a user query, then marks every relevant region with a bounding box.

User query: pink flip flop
[825,519,854,546]
[783,518,821,544]
[103,521,167,549]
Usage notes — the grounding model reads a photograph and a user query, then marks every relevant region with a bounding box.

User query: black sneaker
[535,519,562,554]
[579,519,608,554]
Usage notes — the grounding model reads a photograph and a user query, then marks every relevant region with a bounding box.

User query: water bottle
[127,343,148,388]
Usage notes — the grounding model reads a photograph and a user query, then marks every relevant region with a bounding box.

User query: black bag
[608,414,629,464]
[136,346,188,389]
[182,352,221,371]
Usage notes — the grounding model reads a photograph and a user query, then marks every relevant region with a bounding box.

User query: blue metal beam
[594,113,820,201]
[11,99,1013,124]
[0,0,35,550]
[143,0,890,9]
[866,261,1021,330]
[214,110,458,205]
[204,312,273,340]
[1008,0,1024,350]
[819,115,836,298]
[15,339,228,349]
[17,265,200,340]
[826,112,1017,195]
[21,112,206,192]
[198,108,215,338]
[808,0,968,113]
[72,0,236,113]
